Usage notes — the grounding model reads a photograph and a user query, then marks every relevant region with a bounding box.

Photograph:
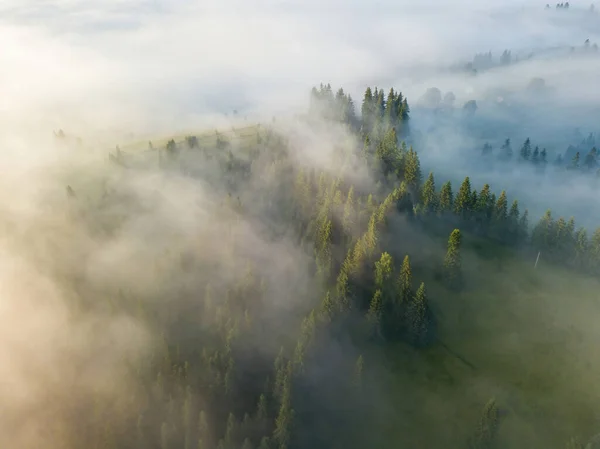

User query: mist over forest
[2,1,600,449]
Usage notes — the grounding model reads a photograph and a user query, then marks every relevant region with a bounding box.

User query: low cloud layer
[2,0,600,138]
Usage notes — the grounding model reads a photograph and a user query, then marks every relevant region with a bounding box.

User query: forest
[4,2,600,449]
[33,81,598,449]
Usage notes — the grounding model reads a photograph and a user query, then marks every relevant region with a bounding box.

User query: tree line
[81,80,600,449]
[481,135,600,176]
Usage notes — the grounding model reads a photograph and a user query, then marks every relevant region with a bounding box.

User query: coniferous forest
[6,3,600,449]
[33,81,600,449]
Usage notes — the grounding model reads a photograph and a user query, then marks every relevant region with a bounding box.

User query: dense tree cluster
[481,134,600,177]
[359,86,410,138]
[87,80,600,449]
[309,83,358,126]
[482,137,549,168]
[463,37,598,75]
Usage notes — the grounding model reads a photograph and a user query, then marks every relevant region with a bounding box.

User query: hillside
[372,232,600,449]
[45,83,600,449]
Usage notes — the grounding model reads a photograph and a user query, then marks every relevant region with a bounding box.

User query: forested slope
[47,83,600,449]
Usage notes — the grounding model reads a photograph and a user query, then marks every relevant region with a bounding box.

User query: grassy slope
[371,233,600,449]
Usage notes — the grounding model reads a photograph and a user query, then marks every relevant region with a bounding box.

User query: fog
[3,0,599,135]
[2,1,600,448]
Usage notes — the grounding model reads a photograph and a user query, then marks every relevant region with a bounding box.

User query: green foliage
[367,289,384,338]
[438,181,454,213]
[409,283,429,346]
[494,190,508,223]
[421,172,437,213]
[454,176,473,219]
[375,252,395,315]
[273,362,294,449]
[444,229,463,290]
[342,186,356,238]
[398,255,413,304]
[404,146,422,191]
[475,184,493,229]
[94,82,600,449]
[376,128,401,176]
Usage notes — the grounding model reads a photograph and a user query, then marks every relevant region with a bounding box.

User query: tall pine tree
[443,229,463,290]
[438,181,454,214]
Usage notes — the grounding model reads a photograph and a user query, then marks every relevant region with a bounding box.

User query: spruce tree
[366,290,383,338]
[494,191,508,222]
[362,135,372,162]
[571,152,581,170]
[471,188,478,215]
[555,217,568,259]
[454,176,473,219]
[492,190,508,241]
[375,252,395,290]
[574,227,589,269]
[335,87,347,121]
[342,186,356,241]
[476,184,493,230]
[384,255,412,337]
[508,200,520,244]
[532,146,540,165]
[273,348,286,401]
[421,172,437,213]
[532,210,555,252]
[345,95,357,125]
[396,91,404,116]
[400,97,410,121]
[438,181,454,214]
[398,255,413,304]
[385,87,397,123]
[519,138,532,160]
[374,88,385,125]
[409,282,429,346]
[361,87,374,133]
[404,147,422,191]
[443,229,463,290]
[377,128,400,176]
[315,218,332,279]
